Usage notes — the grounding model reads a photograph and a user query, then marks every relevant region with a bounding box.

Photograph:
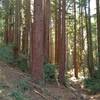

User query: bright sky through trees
[90,0,96,15]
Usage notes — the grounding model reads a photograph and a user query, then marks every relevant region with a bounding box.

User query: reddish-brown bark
[55,0,59,64]
[31,0,44,82]
[44,0,50,63]
[58,0,66,84]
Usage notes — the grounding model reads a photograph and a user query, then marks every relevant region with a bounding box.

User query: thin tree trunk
[14,0,22,56]
[88,0,94,77]
[4,15,9,44]
[22,0,31,55]
[73,0,78,78]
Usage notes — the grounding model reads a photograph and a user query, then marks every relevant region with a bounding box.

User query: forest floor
[0,61,100,100]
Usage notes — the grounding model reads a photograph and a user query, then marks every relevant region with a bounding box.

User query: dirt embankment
[0,61,100,100]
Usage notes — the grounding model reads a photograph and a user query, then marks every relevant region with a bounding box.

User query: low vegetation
[84,70,100,94]
[44,63,56,81]
[0,44,28,72]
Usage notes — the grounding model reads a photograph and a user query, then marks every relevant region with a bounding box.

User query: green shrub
[17,79,31,92]
[0,44,28,72]
[0,44,14,63]
[84,70,100,94]
[10,79,32,100]
[44,63,56,81]
[0,31,3,37]
[84,78,100,94]
[93,70,100,79]
[16,54,28,72]
[10,90,27,100]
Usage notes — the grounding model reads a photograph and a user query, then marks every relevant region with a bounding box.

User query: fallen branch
[32,89,48,100]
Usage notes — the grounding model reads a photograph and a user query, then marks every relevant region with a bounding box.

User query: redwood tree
[58,0,66,84]
[31,0,44,82]
[55,0,59,64]
[44,0,50,63]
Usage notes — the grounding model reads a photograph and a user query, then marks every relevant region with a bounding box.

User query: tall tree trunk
[96,0,100,69]
[14,0,22,56]
[58,0,66,84]
[4,0,14,44]
[73,0,78,78]
[44,0,50,63]
[49,30,54,64]
[4,15,9,44]
[31,0,44,82]
[22,0,31,55]
[80,4,85,76]
[55,0,59,64]
[8,0,14,43]
[87,0,94,77]
[85,0,94,77]
[57,0,61,66]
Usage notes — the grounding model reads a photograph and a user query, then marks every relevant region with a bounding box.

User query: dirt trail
[0,61,100,100]
[67,79,100,100]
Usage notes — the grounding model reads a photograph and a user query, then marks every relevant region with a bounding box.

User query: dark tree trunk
[58,0,66,84]
[14,0,22,56]
[55,0,59,64]
[96,0,100,69]
[84,0,94,77]
[22,0,31,56]
[4,15,9,44]
[44,0,50,63]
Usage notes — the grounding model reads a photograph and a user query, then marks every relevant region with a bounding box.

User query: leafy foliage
[16,54,28,72]
[10,79,32,100]
[0,44,14,63]
[10,90,27,100]
[0,44,28,71]
[44,63,56,81]
[17,79,31,92]
[84,70,100,94]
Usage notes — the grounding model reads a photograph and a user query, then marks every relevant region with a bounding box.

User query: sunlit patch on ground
[0,90,3,94]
